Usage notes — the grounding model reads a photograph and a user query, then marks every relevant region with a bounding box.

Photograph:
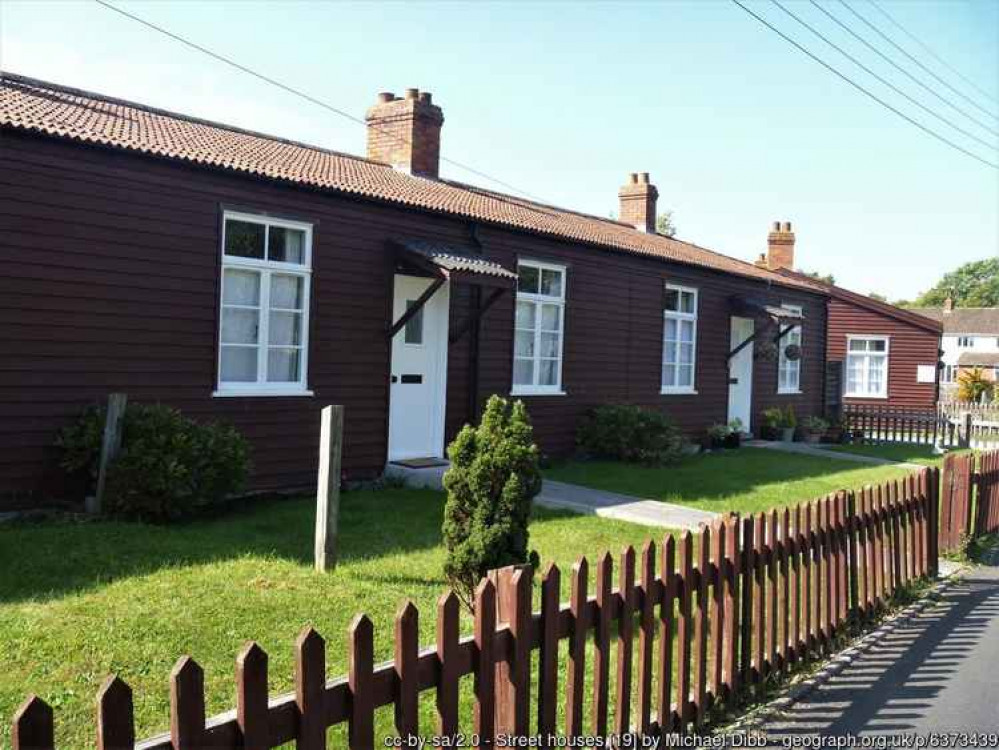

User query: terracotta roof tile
[1,72,817,290]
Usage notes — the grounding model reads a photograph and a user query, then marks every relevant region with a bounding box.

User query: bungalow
[0,73,829,504]
[752,233,943,411]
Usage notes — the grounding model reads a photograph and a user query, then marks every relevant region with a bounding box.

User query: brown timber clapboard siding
[1,130,828,504]
[827,297,940,410]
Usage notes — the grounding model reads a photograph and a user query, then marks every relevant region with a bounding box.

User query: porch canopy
[390,238,518,289]
[387,238,517,340]
[729,295,805,324]
[727,295,805,361]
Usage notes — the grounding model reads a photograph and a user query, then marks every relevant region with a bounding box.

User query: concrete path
[534,480,718,531]
[763,553,999,741]
[745,440,925,470]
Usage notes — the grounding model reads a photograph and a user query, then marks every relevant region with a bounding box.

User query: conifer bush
[441,395,542,610]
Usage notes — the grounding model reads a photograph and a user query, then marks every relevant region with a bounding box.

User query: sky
[2,0,997,301]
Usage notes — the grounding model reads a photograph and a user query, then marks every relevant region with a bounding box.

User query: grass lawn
[545,446,916,516]
[0,488,667,747]
[823,443,970,467]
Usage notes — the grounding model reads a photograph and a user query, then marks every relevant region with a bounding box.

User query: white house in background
[913,298,999,395]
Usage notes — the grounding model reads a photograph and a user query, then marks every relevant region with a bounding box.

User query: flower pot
[803,431,822,444]
[760,425,778,441]
[781,427,796,442]
[708,437,726,450]
[723,433,741,449]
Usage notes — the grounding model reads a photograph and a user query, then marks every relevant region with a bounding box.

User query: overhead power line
[728,0,998,170]
[869,0,999,109]
[92,0,547,202]
[838,0,999,123]
[808,0,998,139]
[771,0,996,152]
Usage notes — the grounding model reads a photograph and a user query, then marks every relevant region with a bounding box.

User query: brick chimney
[756,221,795,270]
[366,89,444,177]
[618,172,658,233]
[944,296,954,313]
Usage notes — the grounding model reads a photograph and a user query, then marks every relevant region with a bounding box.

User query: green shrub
[56,403,251,522]
[442,395,542,610]
[576,404,685,465]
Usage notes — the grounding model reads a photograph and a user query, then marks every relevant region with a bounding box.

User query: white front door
[388,275,450,461]
[727,316,754,432]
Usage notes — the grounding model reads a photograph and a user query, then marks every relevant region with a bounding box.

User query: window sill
[777,389,803,395]
[660,388,698,396]
[511,388,567,397]
[844,393,888,400]
[213,388,315,398]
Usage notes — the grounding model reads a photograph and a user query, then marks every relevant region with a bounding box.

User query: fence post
[90,392,127,514]
[314,405,344,572]
[489,564,532,736]
[961,412,973,448]
[927,466,940,578]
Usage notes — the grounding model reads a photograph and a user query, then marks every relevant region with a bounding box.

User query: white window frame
[214,210,314,397]
[958,336,974,348]
[661,283,698,395]
[511,259,567,396]
[777,304,803,395]
[844,335,890,399]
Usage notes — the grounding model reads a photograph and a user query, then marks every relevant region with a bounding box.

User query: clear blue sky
[3,0,996,301]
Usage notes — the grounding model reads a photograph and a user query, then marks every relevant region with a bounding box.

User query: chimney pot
[377,91,395,103]
[783,221,792,232]
[773,221,781,232]
[619,172,659,233]
[419,91,432,104]
[405,88,419,100]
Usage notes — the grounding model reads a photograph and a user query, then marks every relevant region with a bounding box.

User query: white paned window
[958,336,974,347]
[845,336,889,398]
[943,364,955,384]
[512,260,566,395]
[777,305,803,394]
[662,284,697,394]
[216,211,313,396]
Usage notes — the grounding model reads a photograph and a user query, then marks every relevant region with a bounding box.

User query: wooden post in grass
[90,393,127,515]
[314,405,344,572]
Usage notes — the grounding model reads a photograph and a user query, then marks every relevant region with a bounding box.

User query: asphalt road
[764,554,999,742]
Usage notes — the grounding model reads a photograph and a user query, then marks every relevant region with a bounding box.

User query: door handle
[401,374,423,384]
[729,377,739,385]
[391,375,398,383]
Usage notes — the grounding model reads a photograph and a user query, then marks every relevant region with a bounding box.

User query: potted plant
[761,407,783,441]
[706,423,731,450]
[823,414,845,444]
[725,418,744,449]
[780,406,797,443]
[801,415,828,444]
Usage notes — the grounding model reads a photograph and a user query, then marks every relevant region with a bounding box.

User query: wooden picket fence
[843,404,964,447]
[939,449,999,553]
[11,470,941,749]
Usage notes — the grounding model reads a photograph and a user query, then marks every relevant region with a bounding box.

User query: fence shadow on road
[764,565,999,739]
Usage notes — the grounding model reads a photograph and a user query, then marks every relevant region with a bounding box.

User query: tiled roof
[0,72,818,291]
[911,307,999,335]
[776,269,942,333]
[957,352,999,367]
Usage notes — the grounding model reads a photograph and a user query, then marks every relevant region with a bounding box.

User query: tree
[656,211,678,238]
[913,258,999,307]
[957,368,992,403]
[442,395,542,610]
[868,292,888,302]
[798,269,836,285]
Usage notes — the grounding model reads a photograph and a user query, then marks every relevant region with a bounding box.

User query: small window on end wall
[662,284,697,393]
[216,211,313,396]
[845,336,889,399]
[512,260,566,395]
[777,305,803,394]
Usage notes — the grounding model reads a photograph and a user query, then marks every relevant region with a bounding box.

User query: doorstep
[384,459,450,490]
